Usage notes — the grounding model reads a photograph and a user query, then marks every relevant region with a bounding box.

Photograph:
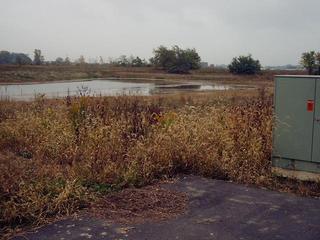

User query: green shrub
[150,45,201,74]
[228,55,261,75]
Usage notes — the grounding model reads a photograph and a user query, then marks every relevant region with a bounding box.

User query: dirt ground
[90,184,188,224]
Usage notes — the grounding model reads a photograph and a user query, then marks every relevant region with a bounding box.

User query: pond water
[0,79,248,100]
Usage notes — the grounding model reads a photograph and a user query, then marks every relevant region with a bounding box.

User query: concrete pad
[13,175,320,240]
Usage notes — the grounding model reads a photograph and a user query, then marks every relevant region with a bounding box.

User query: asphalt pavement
[13,175,320,240]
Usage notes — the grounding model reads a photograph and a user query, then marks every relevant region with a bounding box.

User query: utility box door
[312,80,320,163]
[273,77,316,161]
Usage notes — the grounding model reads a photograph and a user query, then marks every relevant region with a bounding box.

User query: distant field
[0,64,305,86]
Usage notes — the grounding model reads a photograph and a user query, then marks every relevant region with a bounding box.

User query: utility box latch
[307,100,314,112]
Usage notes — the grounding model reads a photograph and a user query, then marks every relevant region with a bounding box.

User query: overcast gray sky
[1,0,319,65]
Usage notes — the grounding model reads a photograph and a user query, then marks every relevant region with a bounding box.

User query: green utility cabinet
[272,75,320,181]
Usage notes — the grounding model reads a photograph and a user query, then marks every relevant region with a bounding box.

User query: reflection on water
[0,79,248,100]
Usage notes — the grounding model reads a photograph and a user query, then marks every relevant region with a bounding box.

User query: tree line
[0,51,32,65]
[2,46,318,75]
[0,46,261,74]
[0,49,45,65]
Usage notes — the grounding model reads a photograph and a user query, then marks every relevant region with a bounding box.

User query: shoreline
[0,77,190,86]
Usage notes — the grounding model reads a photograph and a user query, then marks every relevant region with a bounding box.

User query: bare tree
[78,55,86,65]
[33,49,44,65]
[64,57,71,65]
[99,56,104,65]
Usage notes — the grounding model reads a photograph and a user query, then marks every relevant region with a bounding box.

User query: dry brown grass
[0,90,319,238]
